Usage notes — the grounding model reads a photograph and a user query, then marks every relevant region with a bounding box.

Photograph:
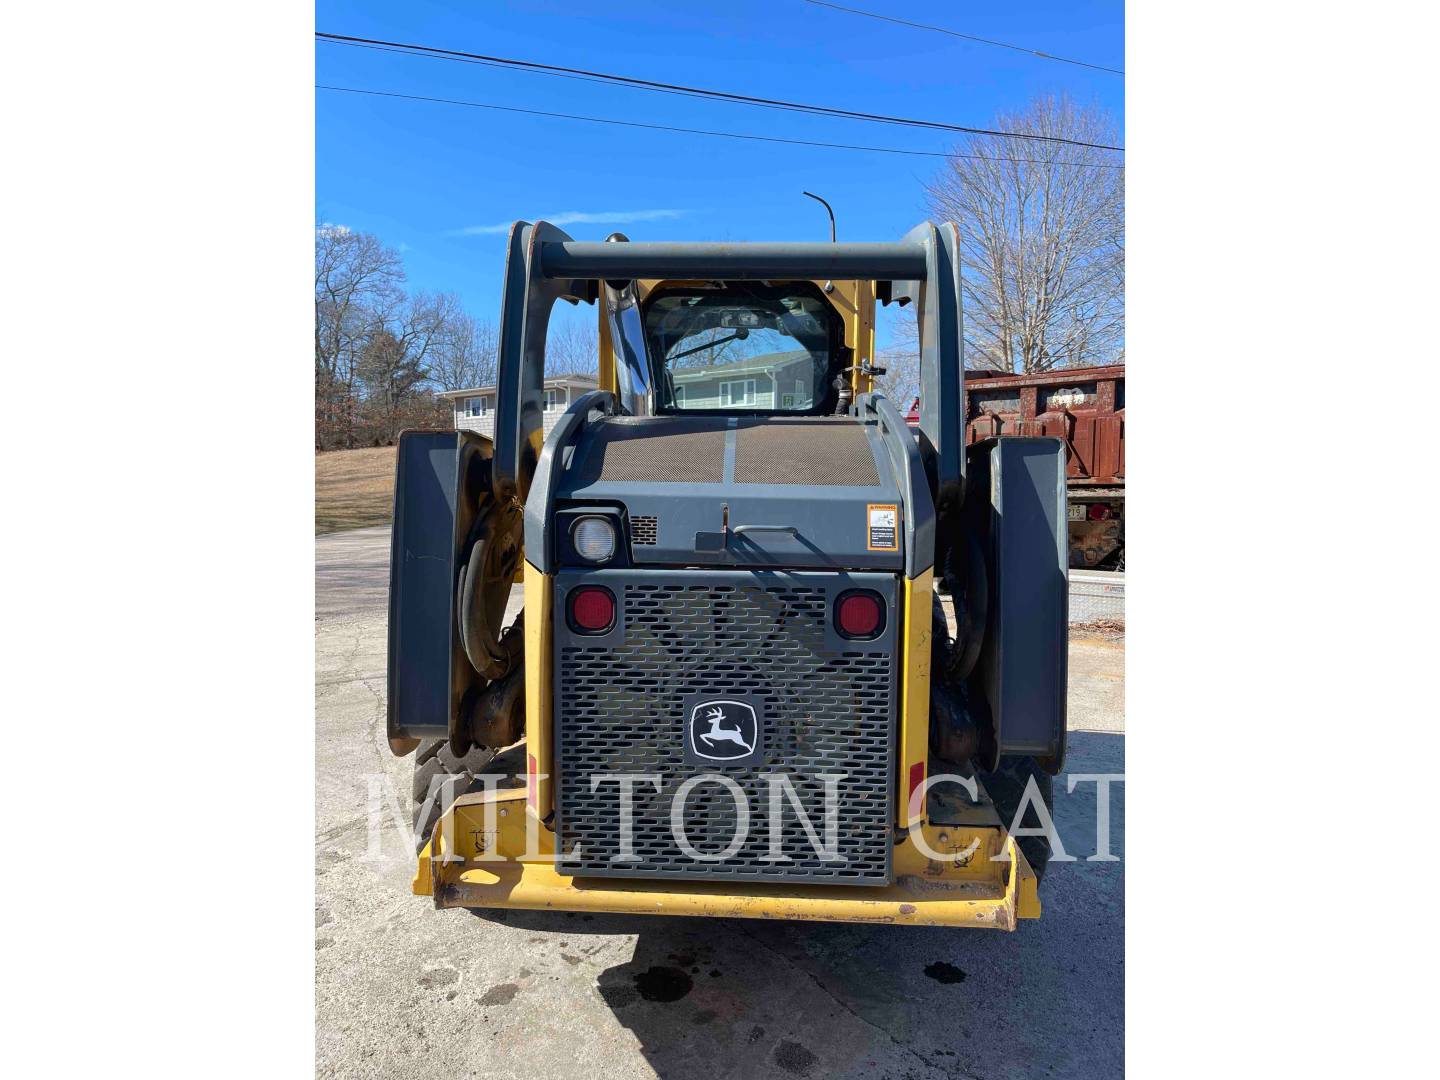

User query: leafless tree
[874,307,922,412]
[426,305,498,392]
[315,227,405,445]
[357,291,458,436]
[923,94,1124,373]
[545,319,600,377]
[317,225,615,448]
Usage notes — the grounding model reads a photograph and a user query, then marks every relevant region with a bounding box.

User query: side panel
[386,431,457,747]
[859,393,936,578]
[968,437,1069,772]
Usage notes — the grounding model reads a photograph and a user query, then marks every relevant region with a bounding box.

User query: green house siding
[675,374,774,409]
[670,352,814,410]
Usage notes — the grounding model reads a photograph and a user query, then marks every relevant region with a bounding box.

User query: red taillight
[569,586,616,633]
[836,591,884,638]
[1087,503,1112,521]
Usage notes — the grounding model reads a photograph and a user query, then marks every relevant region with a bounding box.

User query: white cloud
[316,222,351,236]
[453,209,689,236]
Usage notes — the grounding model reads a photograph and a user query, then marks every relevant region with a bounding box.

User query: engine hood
[552,415,907,571]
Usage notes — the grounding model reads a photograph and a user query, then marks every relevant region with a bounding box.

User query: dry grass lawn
[315,447,397,534]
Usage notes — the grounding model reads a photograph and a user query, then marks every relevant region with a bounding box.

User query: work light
[572,516,617,562]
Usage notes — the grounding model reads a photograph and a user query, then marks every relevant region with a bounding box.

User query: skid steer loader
[387,221,1067,929]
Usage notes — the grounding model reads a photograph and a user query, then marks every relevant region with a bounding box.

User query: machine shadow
[471,730,1124,1079]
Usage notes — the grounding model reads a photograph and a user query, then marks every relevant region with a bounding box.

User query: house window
[464,396,488,418]
[719,380,756,407]
[545,387,566,412]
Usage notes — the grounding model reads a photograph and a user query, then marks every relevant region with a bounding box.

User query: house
[669,349,815,409]
[438,374,599,439]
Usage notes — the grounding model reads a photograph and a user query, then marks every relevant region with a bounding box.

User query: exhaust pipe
[603,232,653,417]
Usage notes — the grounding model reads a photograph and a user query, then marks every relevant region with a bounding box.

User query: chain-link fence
[1070,570,1125,626]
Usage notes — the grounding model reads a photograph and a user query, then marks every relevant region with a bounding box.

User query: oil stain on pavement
[923,961,968,984]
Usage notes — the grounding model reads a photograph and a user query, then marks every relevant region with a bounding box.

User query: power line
[323,36,954,131]
[800,1,1125,76]
[315,84,1125,169]
[315,32,1124,152]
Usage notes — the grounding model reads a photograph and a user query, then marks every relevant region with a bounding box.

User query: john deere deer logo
[685,698,761,764]
[698,706,754,753]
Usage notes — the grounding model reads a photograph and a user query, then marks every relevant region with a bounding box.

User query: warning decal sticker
[867,503,899,552]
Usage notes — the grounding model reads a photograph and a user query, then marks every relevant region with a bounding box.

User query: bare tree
[426,304,498,392]
[923,94,1124,373]
[315,227,405,445]
[874,307,922,411]
[545,319,600,377]
[317,225,605,448]
[357,291,458,440]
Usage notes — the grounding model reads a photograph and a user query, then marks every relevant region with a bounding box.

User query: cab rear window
[645,285,839,414]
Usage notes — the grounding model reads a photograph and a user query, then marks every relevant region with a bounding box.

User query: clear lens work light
[572,516,617,562]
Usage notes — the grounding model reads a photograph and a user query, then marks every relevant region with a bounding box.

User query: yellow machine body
[411,272,1044,929]
[415,781,1040,929]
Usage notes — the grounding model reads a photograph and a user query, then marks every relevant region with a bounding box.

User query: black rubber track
[977,754,1054,883]
[931,594,1053,881]
[411,738,498,853]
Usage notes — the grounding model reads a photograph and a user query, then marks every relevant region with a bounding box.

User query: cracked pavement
[316,524,1125,1079]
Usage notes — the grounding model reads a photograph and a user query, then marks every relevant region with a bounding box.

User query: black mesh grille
[630,515,658,545]
[573,417,727,484]
[554,572,896,885]
[733,418,881,487]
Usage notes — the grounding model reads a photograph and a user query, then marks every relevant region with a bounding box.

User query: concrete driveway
[316,524,1124,1079]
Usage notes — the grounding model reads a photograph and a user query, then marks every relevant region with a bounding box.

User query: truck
[908,364,1125,570]
[387,221,1069,930]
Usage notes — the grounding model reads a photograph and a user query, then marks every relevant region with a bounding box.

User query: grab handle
[731,524,799,537]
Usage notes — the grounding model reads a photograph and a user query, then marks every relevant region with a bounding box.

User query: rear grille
[554,570,896,885]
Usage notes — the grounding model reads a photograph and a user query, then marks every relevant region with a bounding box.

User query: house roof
[437,373,598,399]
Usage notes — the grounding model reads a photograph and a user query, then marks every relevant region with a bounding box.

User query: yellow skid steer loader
[387,221,1068,929]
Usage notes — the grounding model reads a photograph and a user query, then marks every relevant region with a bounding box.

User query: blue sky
[315,1,1123,340]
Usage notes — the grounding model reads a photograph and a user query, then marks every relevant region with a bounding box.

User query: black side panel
[387,431,457,743]
[857,392,936,579]
[968,437,1068,773]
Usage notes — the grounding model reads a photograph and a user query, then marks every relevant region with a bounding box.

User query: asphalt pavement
[316,524,1124,1079]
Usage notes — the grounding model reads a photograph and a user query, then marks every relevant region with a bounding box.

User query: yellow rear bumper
[415,786,1041,930]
